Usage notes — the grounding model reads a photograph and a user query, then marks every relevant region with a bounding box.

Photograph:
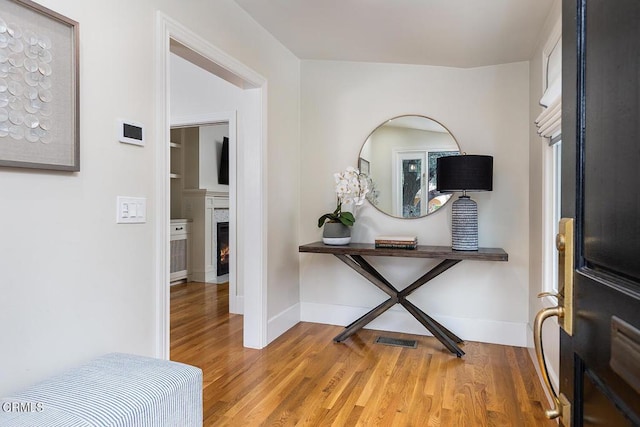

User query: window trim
[542,136,562,302]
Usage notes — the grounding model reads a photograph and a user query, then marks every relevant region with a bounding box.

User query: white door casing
[155,12,268,357]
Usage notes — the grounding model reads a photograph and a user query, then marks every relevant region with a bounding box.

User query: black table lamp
[437,154,493,250]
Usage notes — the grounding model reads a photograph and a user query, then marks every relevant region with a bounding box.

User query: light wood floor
[170,282,555,426]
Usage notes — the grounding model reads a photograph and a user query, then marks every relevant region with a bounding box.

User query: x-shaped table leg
[332,254,465,357]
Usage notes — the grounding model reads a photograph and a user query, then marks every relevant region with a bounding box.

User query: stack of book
[374,235,418,249]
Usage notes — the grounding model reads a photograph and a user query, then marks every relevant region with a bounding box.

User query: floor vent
[375,336,417,348]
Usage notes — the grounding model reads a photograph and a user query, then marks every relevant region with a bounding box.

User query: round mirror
[359,115,460,218]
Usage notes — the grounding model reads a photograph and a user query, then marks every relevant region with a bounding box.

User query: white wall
[300,60,530,346]
[528,0,562,394]
[0,0,300,395]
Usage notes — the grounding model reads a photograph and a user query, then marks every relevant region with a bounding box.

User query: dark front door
[560,0,640,425]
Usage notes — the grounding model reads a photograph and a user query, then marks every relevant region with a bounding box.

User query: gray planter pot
[322,221,351,245]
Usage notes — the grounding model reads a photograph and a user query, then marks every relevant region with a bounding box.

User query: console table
[299,242,508,357]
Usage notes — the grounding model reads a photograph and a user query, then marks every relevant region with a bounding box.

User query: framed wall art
[0,0,79,171]
[358,157,370,175]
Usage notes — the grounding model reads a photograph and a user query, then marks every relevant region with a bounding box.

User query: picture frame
[0,0,79,171]
[358,157,370,175]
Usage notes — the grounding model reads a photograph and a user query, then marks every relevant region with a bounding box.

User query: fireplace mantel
[182,190,229,283]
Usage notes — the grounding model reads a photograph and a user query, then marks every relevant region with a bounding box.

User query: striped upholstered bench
[0,353,202,426]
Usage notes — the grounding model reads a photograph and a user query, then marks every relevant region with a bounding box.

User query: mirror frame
[358,114,460,219]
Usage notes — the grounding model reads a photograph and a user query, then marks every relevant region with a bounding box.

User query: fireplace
[216,222,229,276]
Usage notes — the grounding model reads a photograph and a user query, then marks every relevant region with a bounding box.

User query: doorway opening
[169,121,232,286]
[156,12,268,359]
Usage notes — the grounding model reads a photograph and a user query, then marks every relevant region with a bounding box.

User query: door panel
[575,274,640,424]
[560,0,640,425]
[583,370,633,426]
[582,0,640,281]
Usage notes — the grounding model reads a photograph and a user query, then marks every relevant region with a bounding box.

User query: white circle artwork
[0,14,53,144]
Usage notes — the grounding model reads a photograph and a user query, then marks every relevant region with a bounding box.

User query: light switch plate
[117,196,146,223]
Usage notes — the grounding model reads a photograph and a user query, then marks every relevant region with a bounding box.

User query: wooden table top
[299,241,508,261]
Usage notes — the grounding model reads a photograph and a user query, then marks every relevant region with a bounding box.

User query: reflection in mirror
[359,115,460,218]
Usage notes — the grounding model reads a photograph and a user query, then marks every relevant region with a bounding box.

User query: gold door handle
[532,218,574,423]
[533,300,564,419]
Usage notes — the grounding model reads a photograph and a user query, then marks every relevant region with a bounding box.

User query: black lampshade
[437,155,493,192]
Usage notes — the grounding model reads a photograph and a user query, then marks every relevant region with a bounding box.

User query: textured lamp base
[451,195,478,251]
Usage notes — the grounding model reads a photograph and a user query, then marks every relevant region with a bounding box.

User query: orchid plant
[317,166,371,228]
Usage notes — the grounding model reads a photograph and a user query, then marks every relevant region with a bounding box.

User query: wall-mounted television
[218,136,229,185]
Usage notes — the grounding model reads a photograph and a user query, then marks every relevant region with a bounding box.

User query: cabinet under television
[170,219,191,284]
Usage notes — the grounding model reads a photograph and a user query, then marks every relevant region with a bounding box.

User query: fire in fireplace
[216,222,229,276]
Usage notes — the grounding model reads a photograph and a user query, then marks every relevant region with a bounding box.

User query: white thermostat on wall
[117,119,145,146]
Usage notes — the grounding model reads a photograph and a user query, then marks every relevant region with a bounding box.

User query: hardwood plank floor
[170,282,555,426]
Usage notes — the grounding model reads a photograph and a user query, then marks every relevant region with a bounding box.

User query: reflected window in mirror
[401,156,422,217]
[359,115,460,219]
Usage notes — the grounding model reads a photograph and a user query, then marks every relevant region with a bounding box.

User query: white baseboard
[300,302,528,347]
[267,303,300,344]
[230,295,244,315]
